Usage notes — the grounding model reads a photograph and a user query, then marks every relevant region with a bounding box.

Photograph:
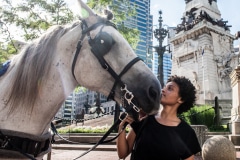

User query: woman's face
[160,81,182,106]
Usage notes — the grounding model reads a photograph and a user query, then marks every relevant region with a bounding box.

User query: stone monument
[229,65,240,145]
[170,0,238,104]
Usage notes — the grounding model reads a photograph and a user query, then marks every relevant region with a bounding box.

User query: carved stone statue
[192,71,200,92]
[185,0,193,4]
[214,53,234,81]
[209,0,217,5]
[235,31,240,39]
[175,7,231,33]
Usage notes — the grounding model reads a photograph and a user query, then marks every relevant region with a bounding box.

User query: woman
[117,75,201,160]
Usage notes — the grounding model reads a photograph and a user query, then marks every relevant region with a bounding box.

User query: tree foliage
[0,0,75,63]
[1,0,74,40]
[0,0,140,64]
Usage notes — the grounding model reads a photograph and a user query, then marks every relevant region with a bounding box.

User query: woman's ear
[177,98,184,104]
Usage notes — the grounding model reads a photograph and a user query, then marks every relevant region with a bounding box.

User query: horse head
[74,0,161,120]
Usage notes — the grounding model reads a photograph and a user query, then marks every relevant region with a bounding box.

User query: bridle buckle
[133,105,140,112]
[119,112,128,121]
[0,136,9,148]
[121,84,134,105]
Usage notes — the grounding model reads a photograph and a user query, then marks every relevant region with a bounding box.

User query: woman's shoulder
[177,120,198,138]
[130,115,151,132]
[179,119,194,130]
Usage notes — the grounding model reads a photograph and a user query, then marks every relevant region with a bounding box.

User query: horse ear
[104,9,114,20]
[77,0,95,18]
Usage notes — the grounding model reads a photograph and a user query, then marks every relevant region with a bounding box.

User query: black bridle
[69,18,142,159]
[71,18,142,115]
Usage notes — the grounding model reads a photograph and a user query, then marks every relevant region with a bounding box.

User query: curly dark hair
[167,75,196,114]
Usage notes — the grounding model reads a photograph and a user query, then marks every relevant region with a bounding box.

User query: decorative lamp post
[95,92,102,117]
[153,10,169,87]
[84,95,90,114]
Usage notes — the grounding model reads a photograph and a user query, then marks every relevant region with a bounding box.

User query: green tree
[0,43,13,63]
[0,0,139,63]
[0,19,18,63]
[1,0,74,40]
[0,0,75,63]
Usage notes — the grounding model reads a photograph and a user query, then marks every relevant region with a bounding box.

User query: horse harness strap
[71,21,104,80]
[72,20,114,80]
[107,57,141,100]
[0,131,50,159]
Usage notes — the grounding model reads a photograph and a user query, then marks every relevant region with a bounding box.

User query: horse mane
[7,21,81,114]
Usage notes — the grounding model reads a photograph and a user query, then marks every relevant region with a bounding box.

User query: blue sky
[150,0,240,46]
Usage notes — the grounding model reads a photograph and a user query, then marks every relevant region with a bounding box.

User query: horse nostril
[149,86,158,101]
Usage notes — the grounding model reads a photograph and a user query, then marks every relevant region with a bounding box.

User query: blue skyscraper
[163,53,172,84]
[123,0,153,68]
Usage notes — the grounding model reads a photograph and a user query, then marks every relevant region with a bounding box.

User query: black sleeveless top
[130,115,201,160]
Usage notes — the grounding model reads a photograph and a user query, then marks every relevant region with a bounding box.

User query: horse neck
[34,21,83,122]
[0,32,81,136]
[0,61,77,135]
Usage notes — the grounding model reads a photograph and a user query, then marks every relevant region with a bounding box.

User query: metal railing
[191,125,208,147]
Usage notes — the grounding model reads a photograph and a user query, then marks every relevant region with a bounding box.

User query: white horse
[0,0,161,159]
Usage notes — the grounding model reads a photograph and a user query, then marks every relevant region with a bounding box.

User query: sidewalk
[43,144,129,160]
[42,143,240,160]
[43,150,127,160]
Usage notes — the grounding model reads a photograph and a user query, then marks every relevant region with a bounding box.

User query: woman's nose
[161,88,165,93]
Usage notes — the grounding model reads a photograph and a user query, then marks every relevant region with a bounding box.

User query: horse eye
[89,32,115,56]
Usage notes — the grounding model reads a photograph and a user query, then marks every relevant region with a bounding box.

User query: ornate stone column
[229,65,240,145]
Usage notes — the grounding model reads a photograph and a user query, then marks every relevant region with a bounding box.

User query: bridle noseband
[71,18,142,116]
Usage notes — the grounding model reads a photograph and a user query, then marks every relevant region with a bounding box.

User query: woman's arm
[116,116,136,159]
[185,155,194,160]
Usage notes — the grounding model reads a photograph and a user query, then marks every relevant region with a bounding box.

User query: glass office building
[123,0,153,68]
[163,53,172,84]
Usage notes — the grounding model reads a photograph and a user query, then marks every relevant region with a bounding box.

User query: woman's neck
[155,108,180,126]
